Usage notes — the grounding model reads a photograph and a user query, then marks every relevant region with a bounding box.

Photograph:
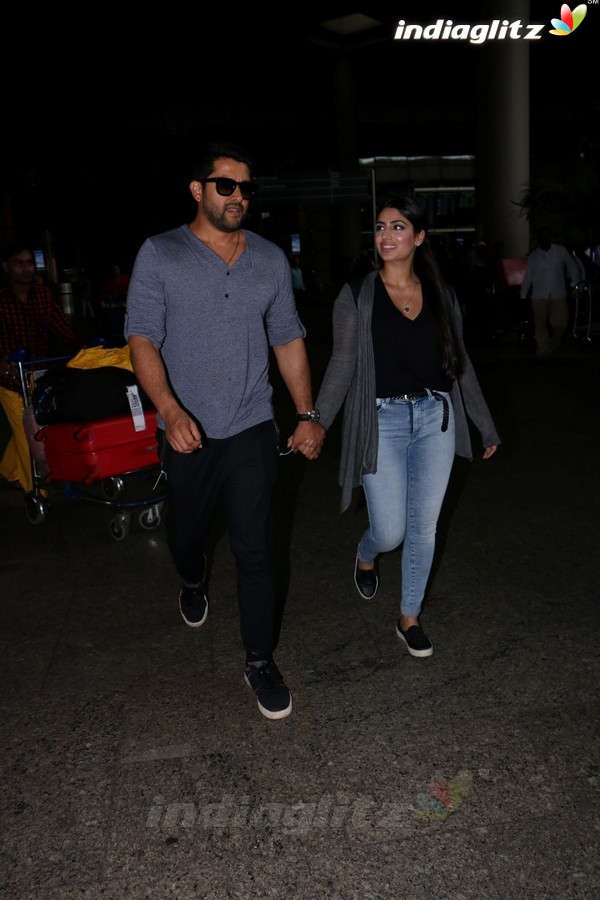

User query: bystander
[0,242,80,491]
[520,227,580,358]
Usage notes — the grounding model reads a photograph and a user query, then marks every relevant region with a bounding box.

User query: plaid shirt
[0,284,80,390]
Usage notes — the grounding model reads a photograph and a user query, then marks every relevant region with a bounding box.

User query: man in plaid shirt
[0,243,79,490]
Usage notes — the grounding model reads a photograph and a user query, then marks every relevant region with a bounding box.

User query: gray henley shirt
[124,225,306,438]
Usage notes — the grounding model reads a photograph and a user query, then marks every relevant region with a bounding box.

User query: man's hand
[162,409,203,453]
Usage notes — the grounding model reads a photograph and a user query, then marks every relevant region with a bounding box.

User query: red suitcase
[40,410,160,484]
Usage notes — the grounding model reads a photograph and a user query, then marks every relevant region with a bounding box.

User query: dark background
[2,2,597,278]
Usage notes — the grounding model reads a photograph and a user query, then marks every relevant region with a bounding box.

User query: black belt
[387,390,449,432]
[389,390,429,401]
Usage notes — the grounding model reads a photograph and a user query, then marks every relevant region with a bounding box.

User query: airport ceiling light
[318,14,382,35]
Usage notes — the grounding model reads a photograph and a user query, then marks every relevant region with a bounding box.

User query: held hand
[287,422,325,460]
[482,445,498,460]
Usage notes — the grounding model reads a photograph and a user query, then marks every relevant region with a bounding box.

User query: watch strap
[296,409,320,423]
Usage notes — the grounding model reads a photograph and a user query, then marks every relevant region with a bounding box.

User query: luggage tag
[126,385,147,432]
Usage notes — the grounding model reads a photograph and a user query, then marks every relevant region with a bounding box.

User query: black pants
[160,419,279,660]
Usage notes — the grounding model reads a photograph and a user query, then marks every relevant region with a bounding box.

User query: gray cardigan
[315,271,501,512]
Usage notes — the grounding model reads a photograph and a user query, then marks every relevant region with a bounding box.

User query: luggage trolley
[570,280,594,343]
[17,355,167,541]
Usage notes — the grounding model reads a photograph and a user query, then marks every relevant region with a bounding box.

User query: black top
[372,274,452,397]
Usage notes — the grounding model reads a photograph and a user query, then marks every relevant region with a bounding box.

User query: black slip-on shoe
[396,621,433,657]
[354,552,378,600]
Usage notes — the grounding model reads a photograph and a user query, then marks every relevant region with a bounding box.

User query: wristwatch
[296,409,321,423]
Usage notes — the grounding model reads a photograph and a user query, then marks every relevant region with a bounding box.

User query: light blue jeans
[358,392,455,618]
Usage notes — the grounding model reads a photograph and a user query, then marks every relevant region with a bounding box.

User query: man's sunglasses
[200,177,259,200]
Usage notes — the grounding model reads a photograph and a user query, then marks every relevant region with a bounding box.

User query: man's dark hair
[2,240,34,262]
[191,141,255,182]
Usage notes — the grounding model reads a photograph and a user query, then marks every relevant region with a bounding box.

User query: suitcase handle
[73,425,92,442]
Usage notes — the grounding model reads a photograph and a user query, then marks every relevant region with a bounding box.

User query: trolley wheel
[24,492,47,525]
[101,476,125,500]
[138,504,162,530]
[109,513,131,541]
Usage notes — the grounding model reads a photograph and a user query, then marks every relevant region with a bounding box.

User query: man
[520,226,580,358]
[125,141,324,720]
[0,243,79,491]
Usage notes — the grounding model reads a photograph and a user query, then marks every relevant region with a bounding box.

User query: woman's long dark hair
[378,196,464,379]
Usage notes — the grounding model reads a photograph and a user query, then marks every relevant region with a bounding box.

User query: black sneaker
[396,621,433,658]
[179,555,208,628]
[354,551,378,600]
[244,659,292,720]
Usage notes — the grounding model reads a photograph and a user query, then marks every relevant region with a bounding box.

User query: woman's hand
[287,422,325,460]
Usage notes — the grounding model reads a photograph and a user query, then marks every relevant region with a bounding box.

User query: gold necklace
[197,229,240,267]
[382,277,419,313]
[225,231,240,268]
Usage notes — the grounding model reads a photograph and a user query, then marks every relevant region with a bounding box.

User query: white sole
[179,595,208,628]
[244,673,293,720]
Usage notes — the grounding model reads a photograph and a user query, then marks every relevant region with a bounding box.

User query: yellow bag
[66,345,133,373]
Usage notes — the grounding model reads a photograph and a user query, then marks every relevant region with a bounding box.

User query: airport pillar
[477,0,530,257]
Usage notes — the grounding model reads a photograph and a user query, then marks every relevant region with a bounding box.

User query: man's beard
[204,201,247,233]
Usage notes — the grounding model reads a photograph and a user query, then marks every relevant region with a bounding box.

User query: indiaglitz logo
[394,5,591,43]
[549,3,587,35]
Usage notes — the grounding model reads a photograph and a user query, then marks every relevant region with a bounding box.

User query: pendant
[403,306,410,313]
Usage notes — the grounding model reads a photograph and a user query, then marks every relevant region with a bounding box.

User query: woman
[314,197,500,657]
